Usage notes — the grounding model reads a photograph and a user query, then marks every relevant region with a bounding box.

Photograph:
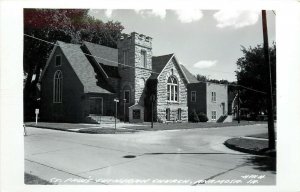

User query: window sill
[166,101,179,104]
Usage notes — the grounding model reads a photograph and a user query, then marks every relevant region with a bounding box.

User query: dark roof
[57,41,113,94]
[83,41,118,67]
[180,65,199,83]
[100,64,120,78]
[152,54,174,73]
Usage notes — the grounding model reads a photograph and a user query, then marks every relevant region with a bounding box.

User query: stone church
[39,32,228,123]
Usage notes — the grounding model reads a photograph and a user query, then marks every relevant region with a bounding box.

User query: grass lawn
[78,128,137,134]
[25,173,53,185]
[246,133,277,140]
[225,138,269,152]
[24,120,267,133]
[24,122,100,130]
[126,121,266,131]
[224,137,276,157]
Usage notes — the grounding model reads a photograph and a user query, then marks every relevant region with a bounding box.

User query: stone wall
[156,58,188,122]
[117,32,152,120]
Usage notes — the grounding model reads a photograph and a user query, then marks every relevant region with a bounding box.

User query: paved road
[24,124,275,185]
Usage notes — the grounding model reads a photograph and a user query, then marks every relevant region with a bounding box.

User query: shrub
[189,110,200,122]
[198,112,208,122]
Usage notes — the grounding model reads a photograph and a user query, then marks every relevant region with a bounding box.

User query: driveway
[24,124,275,185]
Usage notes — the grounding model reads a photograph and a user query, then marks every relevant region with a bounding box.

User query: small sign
[114,99,119,102]
[35,109,39,114]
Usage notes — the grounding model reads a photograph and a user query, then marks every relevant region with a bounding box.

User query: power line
[24,33,271,95]
[196,68,235,75]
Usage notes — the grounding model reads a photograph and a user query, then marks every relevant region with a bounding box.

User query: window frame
[141,50,147,68]
[55,55,62,67]
[191,91,196,102]
[211,111,217,120]
[167,76,179,102]
[211,91,216,102]
[122,50,128,68]
[53,70,63,103]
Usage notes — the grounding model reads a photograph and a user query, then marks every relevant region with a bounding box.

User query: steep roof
[152,53,174,74]
[57,41,113,94]
[83,41,118,67]
[180,65,199,83]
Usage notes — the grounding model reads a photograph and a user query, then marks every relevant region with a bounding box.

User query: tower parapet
[119,32,152,49]
[117,31,153,107]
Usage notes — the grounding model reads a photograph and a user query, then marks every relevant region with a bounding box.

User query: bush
[189,110,200,122]
[198,112,208,122]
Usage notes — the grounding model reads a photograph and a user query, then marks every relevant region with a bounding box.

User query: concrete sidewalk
[24,122,145,133]
[25,121,267,134]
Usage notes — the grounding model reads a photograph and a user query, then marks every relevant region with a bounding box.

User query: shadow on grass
[244,156,276,174]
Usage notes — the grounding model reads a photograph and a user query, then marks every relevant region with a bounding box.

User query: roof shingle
[152,54,174,73]
[180,65,199,83]
[83,41,118,67]
[58,41,113,94]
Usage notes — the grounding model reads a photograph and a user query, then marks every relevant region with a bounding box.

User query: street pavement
[24,124,275,185]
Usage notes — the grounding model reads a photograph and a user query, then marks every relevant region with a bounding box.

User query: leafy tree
[196,74,207,82]
[236,43,276,116]
[24,9,124,120]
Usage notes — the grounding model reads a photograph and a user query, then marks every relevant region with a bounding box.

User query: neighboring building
[39,31,229,123]
[181,65,229,122]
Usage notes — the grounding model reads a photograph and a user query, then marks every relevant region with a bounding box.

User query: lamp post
[114,98,119,132]
[150,94,155,128]
[123,98,126,123]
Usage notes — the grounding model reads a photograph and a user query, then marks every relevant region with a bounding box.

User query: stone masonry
[117,32,152,107]
[156,58,188,122]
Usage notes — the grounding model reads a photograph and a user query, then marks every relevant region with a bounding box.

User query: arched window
[167,76,178,102]
[53,70,63,103]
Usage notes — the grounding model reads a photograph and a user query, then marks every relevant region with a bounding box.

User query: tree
[196,74,207,82]
[23,9,124,120]
[236,43,276,116]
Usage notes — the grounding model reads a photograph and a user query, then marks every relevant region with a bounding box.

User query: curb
[224,138,276,157]
[25,125,139,134]
[25,124,79,133]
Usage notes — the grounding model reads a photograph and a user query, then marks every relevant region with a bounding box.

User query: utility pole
[114,98,119,132]
[262,10,276,149]
[237,86,240,124]
[123,99,126,123]
[151,95,154,128]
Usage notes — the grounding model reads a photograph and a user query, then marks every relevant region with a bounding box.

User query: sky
[88,9,276,82]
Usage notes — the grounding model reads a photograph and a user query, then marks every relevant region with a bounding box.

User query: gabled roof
[150,54,190,84]
[180,65,199,83]
[83,41,118,67]
[152,53,174,74]
[99,64,120,78]
[57,41,113,94]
